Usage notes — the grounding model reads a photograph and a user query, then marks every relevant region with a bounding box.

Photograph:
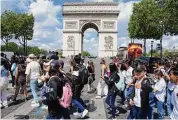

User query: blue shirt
[11,63,17,76]
[1,66,8,77]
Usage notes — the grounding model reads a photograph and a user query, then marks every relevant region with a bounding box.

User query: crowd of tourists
[0,52,178,120]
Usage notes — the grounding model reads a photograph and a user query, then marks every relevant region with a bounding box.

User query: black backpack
[77,64,89,85]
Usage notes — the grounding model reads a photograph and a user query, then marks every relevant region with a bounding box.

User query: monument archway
[62,2,120,57]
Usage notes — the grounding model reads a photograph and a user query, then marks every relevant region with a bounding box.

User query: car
[136,56,162,73]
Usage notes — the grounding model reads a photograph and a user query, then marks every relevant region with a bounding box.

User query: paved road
[0,58,169,119]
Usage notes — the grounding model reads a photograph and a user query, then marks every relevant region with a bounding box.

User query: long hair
[1,58,9,70]
[89,60,95,73]
[109,62,117,74]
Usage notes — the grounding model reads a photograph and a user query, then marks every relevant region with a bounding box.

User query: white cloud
[28,0,63,51]
[1,0,34,13]
[85,0,113,2]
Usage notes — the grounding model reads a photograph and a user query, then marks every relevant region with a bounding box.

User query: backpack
[18,64,26,84]
[58,82,72,108]
[77,64,89,85]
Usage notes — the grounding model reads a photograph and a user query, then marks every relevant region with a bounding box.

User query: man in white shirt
[26,54,41,107]
[169,66,178,120]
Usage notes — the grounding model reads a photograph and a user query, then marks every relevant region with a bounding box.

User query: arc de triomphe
[62,2,120,57]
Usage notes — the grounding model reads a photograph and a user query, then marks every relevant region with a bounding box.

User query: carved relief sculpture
[67,36,75,49]
[65,21,77,29]
[104,36,113,50]
[79,20,100,30]
[103,21,115,29]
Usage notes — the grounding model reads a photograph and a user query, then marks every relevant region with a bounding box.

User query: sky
[1,0,178,56]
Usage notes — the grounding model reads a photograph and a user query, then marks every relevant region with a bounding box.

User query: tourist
[45,67,70,119]
[11,57,18,88]
[165,64,175,116]
[124,61,134,105]
[25,54,41,107]
[87,60,96,93]
[117,63,127,105]
[127,65,152,119]
[105,62,120,120]
[169,65,178,119]
[12,57,28,101]
[70,55,88,118]
[153,70,167,119]
[96,58,108,99]
[0,58,10,108]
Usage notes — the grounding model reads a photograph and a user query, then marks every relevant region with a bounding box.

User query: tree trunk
[144,39,146,56]
[5,39,8,51]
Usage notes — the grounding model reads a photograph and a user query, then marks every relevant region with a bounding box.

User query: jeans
[148,92,156,119]
[46,108,70,119]
[30,79,38,103]
[167,89,173,116]
[127,105,141,119]
[124,85,134,101]
[72,99,85,113]
[156,99,164,119]
[105,93,116,118]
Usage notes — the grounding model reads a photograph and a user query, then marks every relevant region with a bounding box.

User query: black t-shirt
[47,76,63,115]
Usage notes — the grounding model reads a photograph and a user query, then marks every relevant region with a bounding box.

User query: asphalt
[1,58,169,119]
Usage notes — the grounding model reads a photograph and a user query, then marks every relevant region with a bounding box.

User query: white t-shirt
[133,80,142,107]
[25,61,41,80]
[125,67,133,84]
[168,81,176,91]
[170,85,178,119]
[154,78,166,102]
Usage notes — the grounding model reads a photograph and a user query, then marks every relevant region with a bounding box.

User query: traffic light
[156,44,161,50]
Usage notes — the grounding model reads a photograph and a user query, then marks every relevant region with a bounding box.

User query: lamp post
[151,41,154,57]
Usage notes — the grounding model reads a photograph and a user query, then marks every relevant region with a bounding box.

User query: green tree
[1,11,17,51]
[14,13,34,55]
[128,0,162,55]
[82,51,91,56]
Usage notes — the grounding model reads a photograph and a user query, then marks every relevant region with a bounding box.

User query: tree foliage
[82,51,91,56]
[1,11,17,51]
[162,0,178,35]
[1,10,34,54]
[1,42,46,56]
[128,0,162,55]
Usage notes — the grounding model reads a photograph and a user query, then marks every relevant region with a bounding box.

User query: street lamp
[159,21,164,59]
[151,41,154,57]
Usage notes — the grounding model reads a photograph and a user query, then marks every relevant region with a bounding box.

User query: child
[153,70,167,119]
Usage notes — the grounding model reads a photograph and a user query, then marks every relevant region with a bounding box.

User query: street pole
[151,41,154,57]
[160,24,163,59]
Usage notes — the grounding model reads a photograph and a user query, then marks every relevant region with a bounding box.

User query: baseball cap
[28,54,36,59]
[135,65,147,73]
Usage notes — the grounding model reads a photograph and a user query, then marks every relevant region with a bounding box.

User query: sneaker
[31,102,40,107]
[116,109,120,114]
[31,100,35,104]
[41,105,48,109]
[73,112,82,116]
[0,103,3,108]
[81,109,88,118]
[95,95,102,99]
[102,96,107,99]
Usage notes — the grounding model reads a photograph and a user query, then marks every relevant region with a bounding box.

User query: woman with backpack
[87,60,96,93]
[0,58,10,108]
[12,58,28,101]
[104,62,120,120]
[44,67,71,119]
